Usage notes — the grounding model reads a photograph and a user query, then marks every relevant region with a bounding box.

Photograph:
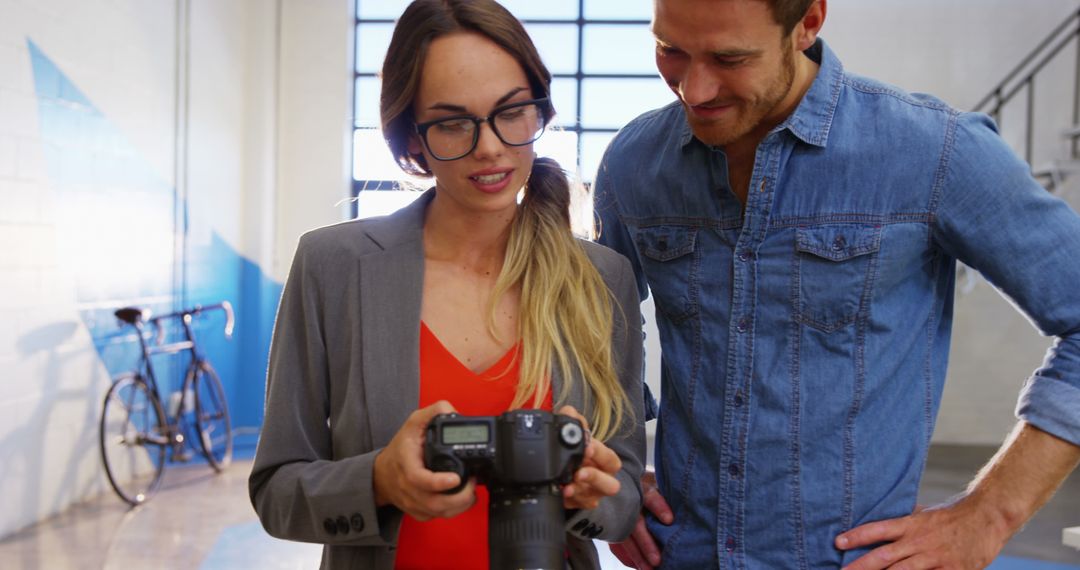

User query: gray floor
[0,445,1077,569]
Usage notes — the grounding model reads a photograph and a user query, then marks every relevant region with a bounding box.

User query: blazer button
[350,513,365,533]
[590,525,604,538]
[323,518,338,535]
[336,516,350,535]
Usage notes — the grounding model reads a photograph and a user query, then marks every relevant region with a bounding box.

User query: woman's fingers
[584,439,622,473]
[374,400,469,518]
[564,466,621,510]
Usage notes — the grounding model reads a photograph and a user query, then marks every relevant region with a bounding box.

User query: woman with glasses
[249,1,646,568]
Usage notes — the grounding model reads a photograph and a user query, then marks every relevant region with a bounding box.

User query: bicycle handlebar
[148,301,235,342]
[216,301,235,339]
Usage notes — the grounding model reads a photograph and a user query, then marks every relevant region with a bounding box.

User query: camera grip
[429,454,468,495]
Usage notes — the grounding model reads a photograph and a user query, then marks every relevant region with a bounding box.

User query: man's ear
[792,0,826,52]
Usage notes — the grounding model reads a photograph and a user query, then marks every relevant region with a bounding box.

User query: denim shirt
[594,39,1080,569]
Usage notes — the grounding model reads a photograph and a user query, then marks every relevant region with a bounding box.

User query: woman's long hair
[380,0,630,441]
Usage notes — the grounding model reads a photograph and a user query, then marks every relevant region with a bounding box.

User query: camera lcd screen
[442,424,489,444]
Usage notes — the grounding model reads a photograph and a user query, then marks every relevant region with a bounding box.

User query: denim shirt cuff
[1015,374,1080,446]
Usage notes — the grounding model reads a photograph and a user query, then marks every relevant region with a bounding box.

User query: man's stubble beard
[688,44,797,148]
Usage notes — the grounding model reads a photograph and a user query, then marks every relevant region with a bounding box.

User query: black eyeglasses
[414,98,548,161]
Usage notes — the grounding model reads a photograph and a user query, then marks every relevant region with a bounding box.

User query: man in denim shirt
[595,0,1080,568]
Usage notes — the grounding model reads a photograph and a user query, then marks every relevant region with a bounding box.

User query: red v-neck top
[393,322,552,570]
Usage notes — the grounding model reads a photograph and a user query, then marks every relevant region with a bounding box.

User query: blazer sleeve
[248,233,401,547]
[564,250,647,543]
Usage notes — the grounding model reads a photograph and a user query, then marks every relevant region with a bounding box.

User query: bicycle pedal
[171,449,193,462]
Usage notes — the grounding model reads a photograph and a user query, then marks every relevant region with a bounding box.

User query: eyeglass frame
[413,97,550,161]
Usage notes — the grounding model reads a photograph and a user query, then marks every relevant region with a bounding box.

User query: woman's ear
[407,134,422,156]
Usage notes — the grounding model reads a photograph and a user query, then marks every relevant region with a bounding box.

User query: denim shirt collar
[679,37,843,149]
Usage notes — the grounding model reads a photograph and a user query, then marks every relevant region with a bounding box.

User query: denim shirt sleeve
[932,112,1080,445]
[594,161,649,302]
[594,158,660,422]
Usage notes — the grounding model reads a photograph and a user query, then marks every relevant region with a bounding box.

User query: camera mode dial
[559,422,583,447]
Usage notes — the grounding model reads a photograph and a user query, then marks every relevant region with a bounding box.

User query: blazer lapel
[358,191,431,446]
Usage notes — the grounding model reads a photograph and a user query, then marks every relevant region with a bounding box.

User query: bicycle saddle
[114,307,149,325]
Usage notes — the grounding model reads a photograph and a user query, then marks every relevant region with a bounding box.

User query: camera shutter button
[560,422,583,446]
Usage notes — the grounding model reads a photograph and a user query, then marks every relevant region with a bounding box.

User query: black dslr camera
[424,410,588,569]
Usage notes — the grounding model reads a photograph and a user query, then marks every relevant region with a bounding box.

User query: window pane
[583,25,656,74]
[581,132,617,183]
[534,129,578,175]
[357,0,409,20]
[500,0,578,19]
[354,128,414,181]
[355,190,425,219]
[354,77,381,128]
[584,0,651,20]
[524,24,578,75]
[581,78,674,129]
[356,23,395,73]
[549,78,577,128]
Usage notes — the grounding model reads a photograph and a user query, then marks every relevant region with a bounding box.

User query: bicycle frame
[127,302,234,447]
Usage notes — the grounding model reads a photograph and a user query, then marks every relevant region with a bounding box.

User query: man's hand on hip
[837,422,1080,569]
[835,497,1006,569]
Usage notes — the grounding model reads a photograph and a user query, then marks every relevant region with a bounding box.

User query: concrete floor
[0,445,1077,569]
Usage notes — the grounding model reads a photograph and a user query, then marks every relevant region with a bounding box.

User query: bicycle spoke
[100,376,166,506]
[191,363,232,472]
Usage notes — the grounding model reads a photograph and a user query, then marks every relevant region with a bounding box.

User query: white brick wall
[0,0,292,538]
[0,0,218,538]
[0,180,39,223]
[0,136,16,178]
[0,90,40,139]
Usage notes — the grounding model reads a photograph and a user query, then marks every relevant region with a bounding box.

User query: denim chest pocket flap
[795,225,880,261]
[633,225,699,323]
[637,225,697,262]
[795,225,882,332]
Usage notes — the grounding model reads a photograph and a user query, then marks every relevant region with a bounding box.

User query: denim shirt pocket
[794,225,882,333]
[634,225,700,324]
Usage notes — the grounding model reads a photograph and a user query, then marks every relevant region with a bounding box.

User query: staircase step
[1033,160,1080,178]
[1032,160,1080,192]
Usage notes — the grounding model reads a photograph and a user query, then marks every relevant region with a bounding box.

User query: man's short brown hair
[768,0,815,34]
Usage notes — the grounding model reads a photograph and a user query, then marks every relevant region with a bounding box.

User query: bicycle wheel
[189,362,232,471]
[99,374,167,506]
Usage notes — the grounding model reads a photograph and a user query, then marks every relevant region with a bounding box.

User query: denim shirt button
[832,235,847,250]
[736,318,749,333]
[733,392,744,407]
[728,463,740,477]
[726,537,736,552]
[738,250,750,262]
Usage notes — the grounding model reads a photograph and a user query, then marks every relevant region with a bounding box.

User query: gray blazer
[249,190,646,569]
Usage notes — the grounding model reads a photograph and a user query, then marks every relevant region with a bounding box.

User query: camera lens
[488,484,565,569]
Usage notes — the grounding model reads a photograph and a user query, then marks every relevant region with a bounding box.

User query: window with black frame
[352,0,675,218]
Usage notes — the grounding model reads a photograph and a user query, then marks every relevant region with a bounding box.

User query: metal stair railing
[972,6,1080,183]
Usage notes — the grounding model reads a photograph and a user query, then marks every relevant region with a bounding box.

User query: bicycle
[98,301,235,506]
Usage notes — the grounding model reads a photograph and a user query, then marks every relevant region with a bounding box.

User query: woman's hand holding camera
[373,400,477,521]
[557,405,622,511]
